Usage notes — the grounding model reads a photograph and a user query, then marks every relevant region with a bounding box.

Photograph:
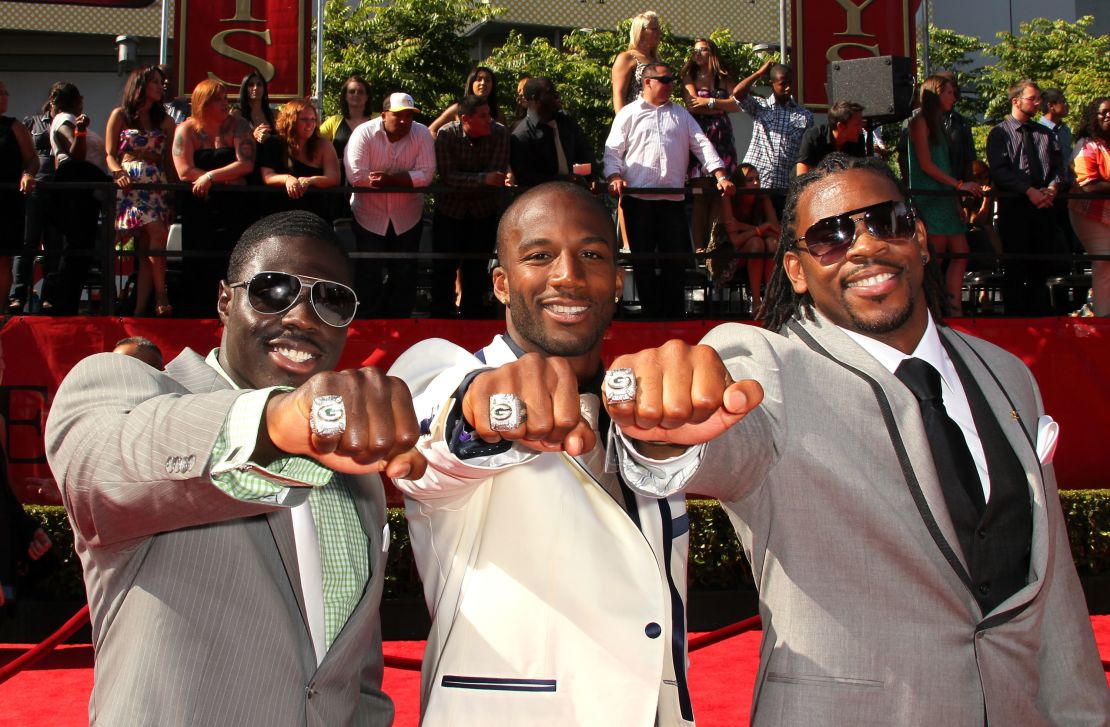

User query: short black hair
[770,64,792,81]
[458,94,490,118]
[1040,88,1065,113]
[114,336,161,353]
[522,77,554,102]
[495,181,615,262]
[226,210,349,283]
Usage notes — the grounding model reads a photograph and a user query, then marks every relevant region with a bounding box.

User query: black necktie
[895,358,986,517]
[1021,124,1045,188]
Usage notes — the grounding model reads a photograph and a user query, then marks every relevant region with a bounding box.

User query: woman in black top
[261,99,340,221]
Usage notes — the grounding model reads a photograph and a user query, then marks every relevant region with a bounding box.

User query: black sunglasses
[795,200,917,265]
[647,75,676,84]
[229,271,359,327]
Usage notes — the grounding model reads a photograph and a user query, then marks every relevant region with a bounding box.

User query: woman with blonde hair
[611,10,663,112]
[105,65,177,316]
[172,78,255,315]
[907,74,982,313]
[261,99,339,220]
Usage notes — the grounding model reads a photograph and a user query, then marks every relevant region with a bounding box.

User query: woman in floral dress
[105,65,177,316]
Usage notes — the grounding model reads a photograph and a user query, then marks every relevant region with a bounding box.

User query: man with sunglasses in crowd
[46,210,425,726]
[603,154,1109,724]
[604,63,735,318]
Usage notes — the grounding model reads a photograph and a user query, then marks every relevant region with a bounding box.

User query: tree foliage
[977,16,1110,123]
[920,25,986,117]
[319,0,500,124]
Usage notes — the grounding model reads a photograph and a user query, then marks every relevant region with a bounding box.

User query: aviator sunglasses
[795,199,917,266]
[229,271,359,327]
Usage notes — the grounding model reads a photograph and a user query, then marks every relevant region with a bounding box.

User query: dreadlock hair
[761,152,949,332]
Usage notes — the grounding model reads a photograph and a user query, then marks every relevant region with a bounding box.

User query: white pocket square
[1035,415,1059,465]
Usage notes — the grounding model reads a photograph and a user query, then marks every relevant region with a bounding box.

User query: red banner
[792,0,920,109]
[0,1,153,6]
[2,317,1107,504]
[175,0,310,101]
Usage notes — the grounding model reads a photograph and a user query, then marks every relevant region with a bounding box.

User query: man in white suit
[46,211,425,726]
[604,154,1110,725]
[388,182,758,725]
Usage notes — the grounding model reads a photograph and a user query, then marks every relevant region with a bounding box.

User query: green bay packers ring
[604,368,637,403]
[310,395,347,437]
[489,393,527,432]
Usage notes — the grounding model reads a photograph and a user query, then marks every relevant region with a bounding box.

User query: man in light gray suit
[603,155,1109,725]
[46,210,426,726]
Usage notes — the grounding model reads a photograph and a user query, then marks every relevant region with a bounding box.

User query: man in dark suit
[46,210,425,726]
[509,77,599,190]
[604,154,1109,725]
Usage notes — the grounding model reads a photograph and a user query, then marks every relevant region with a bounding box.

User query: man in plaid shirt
[432,94,511,318]
[734,59,813,212]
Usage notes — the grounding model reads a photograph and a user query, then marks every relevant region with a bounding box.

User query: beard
[844,291,915,336]
[507,287,612,358]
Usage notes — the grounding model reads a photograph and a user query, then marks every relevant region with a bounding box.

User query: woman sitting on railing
[172,79,255,317]
[707,163,779,317]
[260,99,339,222]
[105,66,177,317]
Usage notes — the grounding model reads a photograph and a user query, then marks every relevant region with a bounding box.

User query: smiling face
[295,106,318,142]
[494,187,622,377]
[344,81,368,113]
[784,168,930,353]
[381,109,413,140]
[216,236,350,389]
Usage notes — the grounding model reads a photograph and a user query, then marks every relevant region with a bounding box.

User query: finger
[659,355,694,430]
[631,356,665,432]
[546,359,581,445]
[340,372,394,465]
[687,349,730,425]
[382,376,421,463]
[385,449,427,480]
[562,418,597,457]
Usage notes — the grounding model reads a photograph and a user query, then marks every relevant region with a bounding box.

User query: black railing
[2,180,1107,318]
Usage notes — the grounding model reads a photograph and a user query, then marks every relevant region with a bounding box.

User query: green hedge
[22,491,1110,601]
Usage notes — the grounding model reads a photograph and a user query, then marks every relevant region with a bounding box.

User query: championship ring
[489,393,526,432]
[310,395,347,437]
[604,368,637,403]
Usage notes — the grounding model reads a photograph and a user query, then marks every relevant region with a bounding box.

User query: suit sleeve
[45,353,315,547]
[388,340,538,504]
[617,323,784,503]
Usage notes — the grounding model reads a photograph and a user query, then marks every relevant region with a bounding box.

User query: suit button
[305,686,317,698]
[978,582,991,595]
[645,622,662,639]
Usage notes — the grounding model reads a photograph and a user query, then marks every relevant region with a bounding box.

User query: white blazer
[390,335,695,727]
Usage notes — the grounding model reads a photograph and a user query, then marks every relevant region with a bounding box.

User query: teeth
[848,272,895,289]
[547,304,588,314]
[276,347,314,363]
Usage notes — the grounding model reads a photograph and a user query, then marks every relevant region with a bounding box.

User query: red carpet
[2,619,1107,726]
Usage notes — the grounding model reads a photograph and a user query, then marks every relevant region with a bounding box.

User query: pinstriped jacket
[390,335,695,727]
[45,349,393,727]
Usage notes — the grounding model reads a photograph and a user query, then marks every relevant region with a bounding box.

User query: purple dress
[689,87,737,179]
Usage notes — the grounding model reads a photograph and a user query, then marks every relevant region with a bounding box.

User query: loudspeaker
[827,55,916,124]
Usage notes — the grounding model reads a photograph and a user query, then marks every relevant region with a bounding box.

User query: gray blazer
[45,349,393,727]
[683,315,1109,726]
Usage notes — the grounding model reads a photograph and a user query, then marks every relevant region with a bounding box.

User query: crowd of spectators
[2,10,1106,321]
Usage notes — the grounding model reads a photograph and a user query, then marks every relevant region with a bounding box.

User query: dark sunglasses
[229,271,359,327]
[648,75,676,84]
[795,200,917,265]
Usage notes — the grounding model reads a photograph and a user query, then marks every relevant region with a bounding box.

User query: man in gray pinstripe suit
[46,211,425,726]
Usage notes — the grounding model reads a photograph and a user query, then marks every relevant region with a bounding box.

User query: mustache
[839,257,907,289]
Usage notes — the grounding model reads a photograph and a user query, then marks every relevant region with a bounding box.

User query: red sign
[0,1,154,6]
[792,0,921,109]
[175,0,310,100]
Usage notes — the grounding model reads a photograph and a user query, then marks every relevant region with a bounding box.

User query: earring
[921,255,929,264]
[614,295,621,304]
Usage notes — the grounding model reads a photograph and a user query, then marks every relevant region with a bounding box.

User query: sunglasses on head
[229,271,359,327]
[795,200,917,266]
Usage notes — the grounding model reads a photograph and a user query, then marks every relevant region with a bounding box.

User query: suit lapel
[939,329,1048,613]
[786,315,973,581]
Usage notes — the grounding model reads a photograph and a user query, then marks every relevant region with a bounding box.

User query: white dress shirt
[842,316,992,501]
[603,97,724,201]
[344,116,436,235]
